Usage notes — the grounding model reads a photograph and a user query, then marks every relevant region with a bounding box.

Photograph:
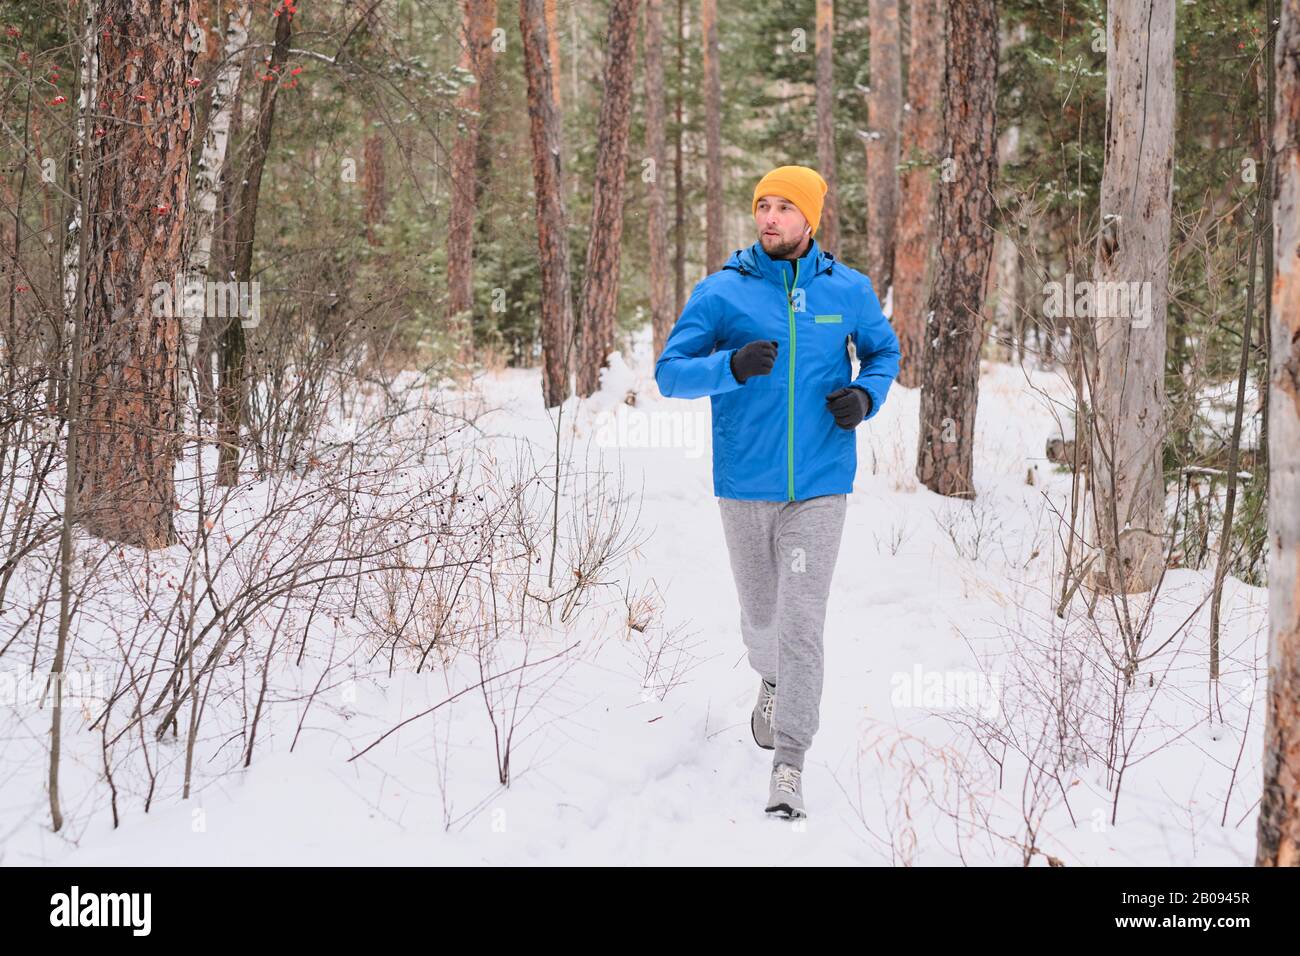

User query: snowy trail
[3,327,1268,866]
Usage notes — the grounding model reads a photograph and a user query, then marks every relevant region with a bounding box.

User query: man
[654,165,901,819]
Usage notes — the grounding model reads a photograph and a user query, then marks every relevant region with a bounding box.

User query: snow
[0,324,1269,866]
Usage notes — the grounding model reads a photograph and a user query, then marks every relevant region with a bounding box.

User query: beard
[760,231,806,260]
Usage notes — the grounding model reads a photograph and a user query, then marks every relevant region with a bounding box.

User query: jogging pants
[717,494,847,771]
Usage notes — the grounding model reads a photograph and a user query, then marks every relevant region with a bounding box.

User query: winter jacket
[654,236,901,501]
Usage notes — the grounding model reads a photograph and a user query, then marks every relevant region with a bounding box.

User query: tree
[644,0,673,359]
[892,0,943,389]
[673,0,688,314]
[545,0,562,110]
[702,0,723,273]
[182,0,252,410]
[915,0,998,498]
[521,0,574,407]
[218,1,294,486]
[447,0,498,361]
[74,0,200,546]
[60,2,99,347]
[988,21,1027,364]
[815,0,839,253]
[864,0,899,284]
[576,0,641,397]
[363,133,387,246]
[1086,0,1174,594]
[1257,0,1300,868]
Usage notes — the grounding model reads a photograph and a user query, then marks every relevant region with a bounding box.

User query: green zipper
[782,260,800,501]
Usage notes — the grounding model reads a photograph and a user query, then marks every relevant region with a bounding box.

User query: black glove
[730,339,779,384]
[825,386,872,429]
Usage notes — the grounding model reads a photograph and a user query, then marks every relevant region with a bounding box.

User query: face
[755,194,811,259]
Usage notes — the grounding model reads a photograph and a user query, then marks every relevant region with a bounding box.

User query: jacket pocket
[814,313,843,323]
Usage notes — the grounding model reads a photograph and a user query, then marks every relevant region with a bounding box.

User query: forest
[0,0,1296,870]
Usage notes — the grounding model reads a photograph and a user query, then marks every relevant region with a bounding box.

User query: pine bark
[644,0,672,359]
[74,0,199,547]
[702,0,723,273]
[915,0,998,499]
[447,0,497,359]
[576,0,641,397]
[521,0,574,407]
[815,0,839,252]
[892,0,942,389]
[865,0,899,283]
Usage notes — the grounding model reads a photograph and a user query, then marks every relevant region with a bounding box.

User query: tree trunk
[892,0,943,388]
[815,0,839,253]
[62,3,98,321]
[447,0,497,362]
[914,0,998,499]
[989,136,1020,363]
[673,0,686,314]
[183,0,251,410]
[57,2,99,420]
[1087,0,1174,594]
[218,3,293,486]
[576,0,641,397]
[75,0,199,547]
[521,0,574,407]
[363,133,387,246]
[990,22,1026,364]
[1256,0,1300,868]
[702,0,723,273]
[865,0,899,285]
[645,0,672,360]
[196,63,249,420]
[545,0,562,111]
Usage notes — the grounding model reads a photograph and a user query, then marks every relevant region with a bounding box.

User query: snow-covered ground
[0,325,1268,865]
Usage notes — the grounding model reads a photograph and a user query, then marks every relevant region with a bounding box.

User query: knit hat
[751,165,829,236]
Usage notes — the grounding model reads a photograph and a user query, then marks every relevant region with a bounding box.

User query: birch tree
[181,0,251,410]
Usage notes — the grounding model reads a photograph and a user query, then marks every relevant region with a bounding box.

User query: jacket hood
[722,236,836,286]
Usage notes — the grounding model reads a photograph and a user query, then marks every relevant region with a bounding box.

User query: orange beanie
[752,166,829,236]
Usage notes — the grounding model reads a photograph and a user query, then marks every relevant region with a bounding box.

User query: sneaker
[750,678,776,750]
[766,762,806,818]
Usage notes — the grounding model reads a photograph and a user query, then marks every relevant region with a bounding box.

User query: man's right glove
[730,339,779,384]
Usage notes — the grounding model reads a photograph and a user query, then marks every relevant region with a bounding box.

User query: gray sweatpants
[717,494,847,771]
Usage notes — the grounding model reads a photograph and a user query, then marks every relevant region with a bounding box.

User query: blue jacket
[654,237,901,501]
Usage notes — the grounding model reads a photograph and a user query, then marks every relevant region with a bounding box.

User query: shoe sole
[765,802,807,819]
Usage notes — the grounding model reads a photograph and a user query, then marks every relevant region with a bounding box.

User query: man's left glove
[824,386,872,430]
